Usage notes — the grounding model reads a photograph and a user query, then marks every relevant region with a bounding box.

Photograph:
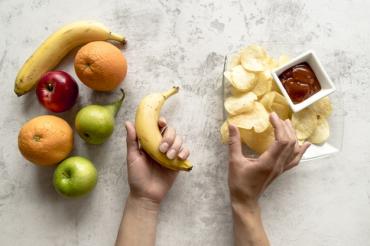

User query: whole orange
[74,41,127,91]
[18,115,73,166]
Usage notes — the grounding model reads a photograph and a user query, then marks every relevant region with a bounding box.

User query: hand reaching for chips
[221,44,334,154]
[228,112,311,204]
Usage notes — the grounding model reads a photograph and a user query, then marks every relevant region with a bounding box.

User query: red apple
[36,71,79,113]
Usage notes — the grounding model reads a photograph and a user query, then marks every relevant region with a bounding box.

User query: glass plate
[222,44,344,162]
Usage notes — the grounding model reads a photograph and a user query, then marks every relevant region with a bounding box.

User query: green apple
[53,156,97,197]
[75,89,125,144]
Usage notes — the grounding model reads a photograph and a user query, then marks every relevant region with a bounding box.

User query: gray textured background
[1,0,370,245]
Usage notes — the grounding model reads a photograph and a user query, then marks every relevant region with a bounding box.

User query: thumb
[228,124,243,161]
[125,121,140,154]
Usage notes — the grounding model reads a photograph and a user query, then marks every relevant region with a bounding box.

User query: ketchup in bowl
[278,62,321,104]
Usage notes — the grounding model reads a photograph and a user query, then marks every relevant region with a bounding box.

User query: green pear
[75,89,125,144]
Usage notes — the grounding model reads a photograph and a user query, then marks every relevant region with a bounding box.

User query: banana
[14,21,126,96]
[135,86,193,171]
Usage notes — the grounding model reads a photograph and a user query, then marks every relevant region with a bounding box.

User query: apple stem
[105,89,125,117]
[47,83,54,92]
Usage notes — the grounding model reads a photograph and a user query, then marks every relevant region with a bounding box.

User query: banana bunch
[14,21,126,96]
[135,87,193,171]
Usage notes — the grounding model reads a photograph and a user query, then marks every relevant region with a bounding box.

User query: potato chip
[224,70,232,83]
[292,108,318,140]
[220,121,229,144]
[260,91,289,112]
[240,44,267,57]
[309,96,333,118]
[273,91,289,106]
[230,86,244,97]
[271,102,291,120]
[258,70,273,82]
[240,45,268,72]
[278,54,290,66]
[224,92,257,115]
[228,102,270,133]
[308,116,330,144]
[271,79,281,93]
[260,91,275,111]
[240,125,274,154]
[227,53,241,70]
[298,139,306,145]
[252,77,272,97]
[230,65,257,92]
[268,58,279,70]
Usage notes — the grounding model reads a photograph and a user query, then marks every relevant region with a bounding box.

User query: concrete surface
[1,0,370,245]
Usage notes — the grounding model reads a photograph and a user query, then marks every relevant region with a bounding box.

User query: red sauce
[279,62,321,104]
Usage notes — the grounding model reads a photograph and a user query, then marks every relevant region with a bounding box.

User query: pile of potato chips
[221,45,333,154]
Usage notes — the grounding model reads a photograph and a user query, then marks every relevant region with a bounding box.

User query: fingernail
[159,143,169,153]
[124,121,131,133]
[167,149,176,159]
[271,112,278,120]
[228,124,235,135]
[178,152,185,160]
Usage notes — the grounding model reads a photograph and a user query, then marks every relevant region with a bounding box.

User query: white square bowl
[271,50,336,112]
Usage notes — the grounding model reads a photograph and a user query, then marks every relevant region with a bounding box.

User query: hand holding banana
[135,87,193,171]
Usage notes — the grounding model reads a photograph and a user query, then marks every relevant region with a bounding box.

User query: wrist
[230,195,260,214]
[127,193,161,214]
[231,199,269,246]
[231,199,263,233]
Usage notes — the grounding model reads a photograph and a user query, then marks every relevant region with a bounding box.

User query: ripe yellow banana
[135,86,193,171]
[14,21,125,96]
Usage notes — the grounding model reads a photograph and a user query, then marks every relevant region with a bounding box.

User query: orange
[18,115,73,166]
[74,41,127,91]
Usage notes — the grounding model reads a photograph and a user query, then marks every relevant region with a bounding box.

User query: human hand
[124,117,190,205]
[228,112,310,208]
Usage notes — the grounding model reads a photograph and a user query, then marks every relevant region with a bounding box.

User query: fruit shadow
[87,89,119,105]
[20,90,39,114]
[84,141,113,171]
[35,165,95,222]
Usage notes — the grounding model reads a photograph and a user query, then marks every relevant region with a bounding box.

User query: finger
[125,121,139,152]
[158,116,167,130]
[261,133,289,161]
[270,112,289,142]
[263,113,292,160]
[276,141,295,169]
[178,147,190,160]
[166,135,183,160]
[283,119,301,163]
[284,142,311,171]
[278,120,298,164]
[159,127,176,153]
[228,124,243,161]
[283,119,296,140]
[260,141,286,161]
[276,131,296,165]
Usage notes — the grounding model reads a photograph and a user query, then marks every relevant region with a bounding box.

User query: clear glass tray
[222,44,344,161]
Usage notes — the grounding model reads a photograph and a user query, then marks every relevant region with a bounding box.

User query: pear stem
[105,88,125,117]
[162,86,179,99]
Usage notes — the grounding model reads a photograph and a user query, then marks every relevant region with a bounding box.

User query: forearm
[115,193,160,246]
[232,201,269,246]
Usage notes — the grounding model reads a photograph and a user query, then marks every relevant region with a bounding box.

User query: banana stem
[109,32,126,44]
[162,86,179,99]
